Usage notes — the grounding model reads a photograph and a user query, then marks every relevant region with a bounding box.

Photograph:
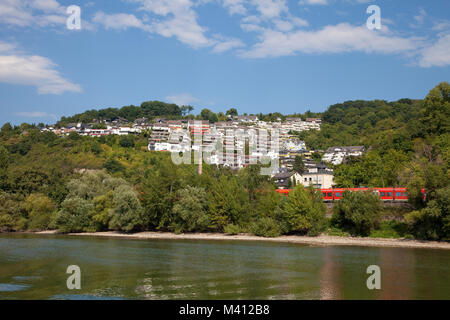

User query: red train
[276,187,426,202]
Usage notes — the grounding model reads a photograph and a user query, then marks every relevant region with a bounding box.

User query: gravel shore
[35,231,450,250]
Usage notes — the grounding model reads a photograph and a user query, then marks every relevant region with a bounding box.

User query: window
[309,178,312,181]
[304,178,307,182]
[396,192,402,197]
[403,192,408,197]
[387,192,392,197]
[380,192,386,197]
[335,192,341,197]
[322,193,326,197]
[327,193,332,197]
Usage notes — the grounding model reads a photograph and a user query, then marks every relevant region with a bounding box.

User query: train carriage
[277,187,424,202]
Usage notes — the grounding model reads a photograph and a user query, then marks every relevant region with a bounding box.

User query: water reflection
[0,234,449,300]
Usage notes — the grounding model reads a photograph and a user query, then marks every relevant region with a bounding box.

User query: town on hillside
[40,115,365,189]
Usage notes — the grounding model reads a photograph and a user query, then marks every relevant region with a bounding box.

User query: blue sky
[0,0,449,125]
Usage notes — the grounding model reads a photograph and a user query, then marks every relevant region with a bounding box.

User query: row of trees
[0,82,448,241]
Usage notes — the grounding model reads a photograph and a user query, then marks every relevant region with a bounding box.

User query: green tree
[208,174,249,231]
[279,185,326,236]
[293,155,305,173]
[0,192,26,232]
[226,108,238,116]
[53,197,95,233]
[23,193,56,231]
[423,81,450,135]
[119,135,135,148]
[171,186,211,233]
[405,186,449,241]
[109,185,146,232]
[331,191,382,236]
[103,158,125,174]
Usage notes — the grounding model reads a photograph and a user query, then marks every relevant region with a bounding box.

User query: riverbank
[29,230,450,250]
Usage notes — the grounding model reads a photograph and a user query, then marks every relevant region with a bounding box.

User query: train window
[335,192,341,197]
[380,192,386,197]
[396,192,402,197]
[327,193,332,197]
[403,192,408,197]
[387,192,392,197]
[322,193,326,197]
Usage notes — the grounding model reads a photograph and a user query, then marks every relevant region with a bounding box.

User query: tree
[331,191,382,236]
[119,135,135,148]
[293,155,305,173]
[405,186,449,241]
[0,145,10,171]
[200,108,218,123]
[208,174,249,231]
[109,185,146,232]
[171,186,211,233]
[0,192,26,232]
[54,197,95,233]
[423,81,450,135]
[226,108,238,117]
[103,158,125,174]
[23,193,56,231]
[279,185,326,236]
[181,105,194,116]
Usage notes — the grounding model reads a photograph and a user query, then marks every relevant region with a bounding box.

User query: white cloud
[299,0,328,5]
[93,11,149,30]
[0,0,66,27]
[223,0,247,15]
[166,93,199,106]
[0,41,82,94]
[213,38,245,53]
[413,8,427,25]
[251,0,288,20]
[239,23,420,58]
[419,33,450,67]
[0,41,16,53]
[14,111,57,119]
[127,0,212,48]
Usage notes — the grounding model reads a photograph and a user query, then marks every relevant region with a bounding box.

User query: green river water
[0,234,449,300]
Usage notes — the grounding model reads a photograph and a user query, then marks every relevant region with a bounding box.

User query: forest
[0,82,448,241]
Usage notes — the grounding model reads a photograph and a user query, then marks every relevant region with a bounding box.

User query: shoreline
[20,230,450,250]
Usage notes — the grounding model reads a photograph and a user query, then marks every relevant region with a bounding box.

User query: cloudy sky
[0,0,449,125]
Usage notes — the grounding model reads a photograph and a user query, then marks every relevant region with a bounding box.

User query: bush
[0,192,26,232]
[250,217,282,237]
[279,185,326,236]
[405,186,449,241]
[103,158,125,174]
[53,197,95,233]
[224,224,241,235]
[119,135,135,148]
[108,185,146,232]
[331,190,382,236]
[171,186,211,233]
[23,193,56,231]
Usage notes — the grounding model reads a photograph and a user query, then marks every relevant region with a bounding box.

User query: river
[0,234,449,300]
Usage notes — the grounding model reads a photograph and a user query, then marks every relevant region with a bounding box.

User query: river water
[0,234,449,300]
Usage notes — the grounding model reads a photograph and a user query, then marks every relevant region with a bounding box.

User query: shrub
[119,135,135,148]
[171,186,211,233]
[279,185,326,236]
[0,192,26,232]
[405,186,449,241]
[23,193,56,231]
[108,185,146,232]
[250,217,282,238]
[224,224,241,235]
[103,158,125,174]
[53,197,95,233]
[331,190,382,236]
